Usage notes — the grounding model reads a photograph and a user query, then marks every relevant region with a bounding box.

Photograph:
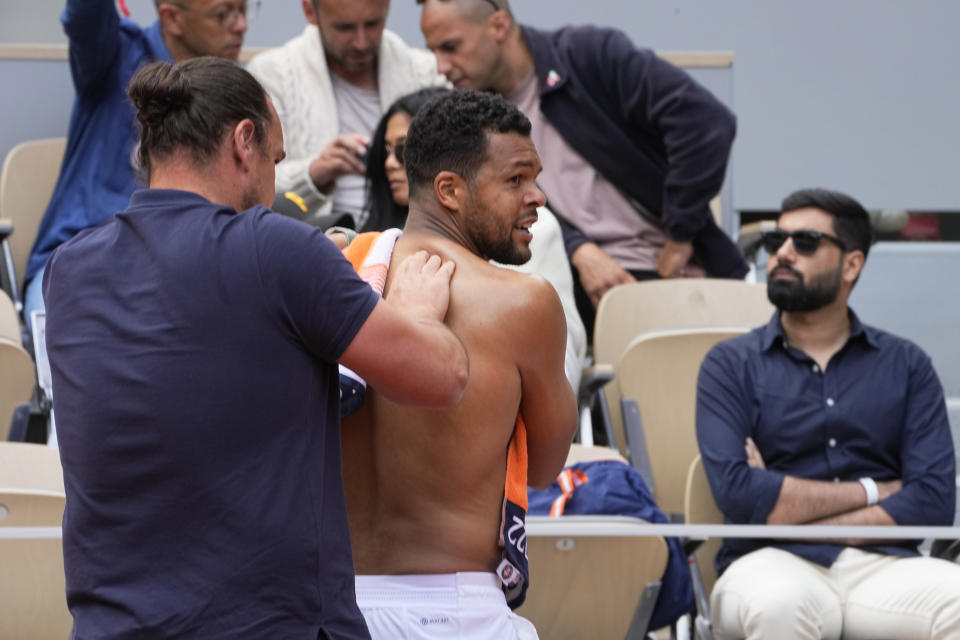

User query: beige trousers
[711,547,960,640]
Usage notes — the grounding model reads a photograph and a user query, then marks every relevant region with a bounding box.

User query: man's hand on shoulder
[340,251,467,409]
[308,133,370,192]
[656,239,694,278]
[384,250,455,324]
[570,242,636,308]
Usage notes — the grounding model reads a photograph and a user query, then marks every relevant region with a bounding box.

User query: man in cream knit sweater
[248,0,445,226]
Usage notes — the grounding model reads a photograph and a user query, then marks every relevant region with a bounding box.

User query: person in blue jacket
[22,0,251,328]
[418,0,747,335]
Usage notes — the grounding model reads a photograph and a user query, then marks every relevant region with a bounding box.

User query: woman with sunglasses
[361,87,446,232]
[361,87,587,391]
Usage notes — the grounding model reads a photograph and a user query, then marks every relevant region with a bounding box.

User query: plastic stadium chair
[0,291,35,438]
[580,279,772,455]
[0,441,71,639]
[0,137,66,315]
[615,326,750,517]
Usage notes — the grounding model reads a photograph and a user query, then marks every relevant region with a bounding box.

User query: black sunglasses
[385,139,405,167]
[761,229,847,256]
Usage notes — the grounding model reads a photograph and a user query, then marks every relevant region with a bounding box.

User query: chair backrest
[0,291,35,436]
[593,279,773,460]
[0,442,71,639]
[0,138,67,291]
[684,454,724,596]
[518,533,669,639]
[616,326,749,515]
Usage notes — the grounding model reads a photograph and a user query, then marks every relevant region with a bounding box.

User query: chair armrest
[0,218,13,240]
[578,363,615,407]
[930,538,960,562]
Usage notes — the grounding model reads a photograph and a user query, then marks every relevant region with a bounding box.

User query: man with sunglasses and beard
[695,188,960,640]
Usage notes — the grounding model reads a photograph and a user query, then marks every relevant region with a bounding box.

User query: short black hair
[780,188,874,259]
[127,57,272,179]
[404,89,531,198]
[362,87,450,231]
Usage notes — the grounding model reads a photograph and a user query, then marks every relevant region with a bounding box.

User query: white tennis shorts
[355,572,539,640]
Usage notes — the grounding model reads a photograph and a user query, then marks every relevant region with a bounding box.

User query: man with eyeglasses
[417,0,747,338]
[247,0,446,229]
[22,0,251,340]
[696,188,960,639]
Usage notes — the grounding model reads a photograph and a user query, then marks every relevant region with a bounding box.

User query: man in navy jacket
[23,0,249,331]
[419,0,747,333]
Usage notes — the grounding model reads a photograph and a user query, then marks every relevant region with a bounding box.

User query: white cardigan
[248,27,445,214]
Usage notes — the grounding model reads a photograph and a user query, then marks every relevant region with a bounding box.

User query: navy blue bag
[527,460,695,631]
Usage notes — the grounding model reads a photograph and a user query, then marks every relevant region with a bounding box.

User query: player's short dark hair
[404,89,530,197]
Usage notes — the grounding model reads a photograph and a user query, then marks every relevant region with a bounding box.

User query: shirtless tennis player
[341,90,578,639]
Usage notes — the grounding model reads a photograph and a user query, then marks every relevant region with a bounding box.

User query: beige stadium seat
[615,326,749,517]
[564,442,628,466]
[0,137,67,308]
[0,441,70,639]
[0,291,35,436]
[519,520,669,640]
[582,279,772,457]
[684,454,724,640]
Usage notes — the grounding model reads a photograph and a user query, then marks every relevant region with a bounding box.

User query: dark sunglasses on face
[761,229,847,256]
[385,140,405,167]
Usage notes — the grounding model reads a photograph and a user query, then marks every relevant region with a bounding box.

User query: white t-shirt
[331,74,381,227]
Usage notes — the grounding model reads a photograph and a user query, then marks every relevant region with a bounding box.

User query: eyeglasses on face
[385,139,406,167]
[170,1,260,28]
[761,229,847,256]
[481,0,501,11]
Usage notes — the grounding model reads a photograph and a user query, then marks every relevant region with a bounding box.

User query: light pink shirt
[508,71,703,275]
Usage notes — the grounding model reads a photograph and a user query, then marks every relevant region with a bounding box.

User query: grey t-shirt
[332,74,381,227]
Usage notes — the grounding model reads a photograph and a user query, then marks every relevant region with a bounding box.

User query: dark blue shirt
[696,310,954,574]
[44,189,379,639]
[26,0,173,285]
[519,24,746,278]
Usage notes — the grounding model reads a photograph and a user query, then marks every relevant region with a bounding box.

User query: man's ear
[434,171,465,213]
[842,249,865,285]
[156,3,185,37]
[301,0,318,26]
[488,9,512,42]
[232,119,258,170]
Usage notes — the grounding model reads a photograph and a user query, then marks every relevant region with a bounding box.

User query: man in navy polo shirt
[44,57,468,639]
[697,188,960,639]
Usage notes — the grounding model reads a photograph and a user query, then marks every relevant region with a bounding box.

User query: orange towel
[497,415,530,608]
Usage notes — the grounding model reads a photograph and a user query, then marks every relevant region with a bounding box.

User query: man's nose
[355,28,372,50]
[435,54,452,76]
[528,184,547,209]
[773,236,798,262]
[232,12,248,35]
